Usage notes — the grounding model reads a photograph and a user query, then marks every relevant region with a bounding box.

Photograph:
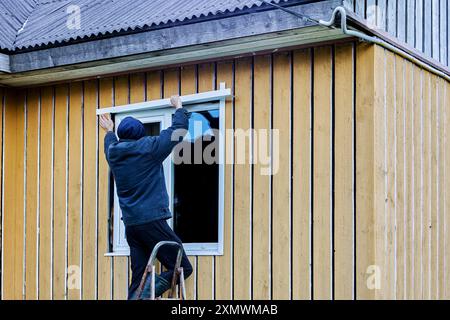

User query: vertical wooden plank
[130,73,145,104]
[196,63,215,300]
[422,71,431,300]
[432,0,440,60]
[313,47,332,300]
[215,61,234,300]
[334,44,354,300]
[395,56,406,300]
[448,3,450,67]
[413,66,423,299]
[163,68,180,98]
[342,0,354,11]
[397,0,407,42]
[424,0,433,57]
[406,0,416,47]
[98,78,113,300]
[385,51,396,300]
[272,53,291,300]
[415,0,424,51]
[25,89,39,300]
[292,49,312,300]
[387,0,397,35]
[444,80,450,299]
[439,0,447,64]
[3,89,25,299]
[113,75,130,300]
[366,0,376,26]
[53,85,68,300]
[233,58,252,300]
[82,80,98,300]
[252,55,271,300]
[373,46,386,300]
[180,65,198,300]
[404,62,413,300]
[67,82,82,300]
[430,74,438,300]
[355,0,365,17]
[355,44,376,300]
[39,87,54,300]
[0,88,3,299]
[147,70,162,100]
[437,78,445,299]
[377,0,387,30]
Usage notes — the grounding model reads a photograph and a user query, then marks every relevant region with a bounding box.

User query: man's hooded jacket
[104,108,189,226]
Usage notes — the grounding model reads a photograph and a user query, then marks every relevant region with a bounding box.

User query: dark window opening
[173,110,220,243]
[144,121,161,137]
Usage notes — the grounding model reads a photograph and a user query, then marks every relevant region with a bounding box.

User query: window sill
[104,251,130,257]
[104,248,224,257]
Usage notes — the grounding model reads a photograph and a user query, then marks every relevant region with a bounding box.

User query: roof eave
[1,0,349,86]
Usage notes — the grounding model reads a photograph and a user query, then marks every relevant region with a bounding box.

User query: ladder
[135,241,186,300]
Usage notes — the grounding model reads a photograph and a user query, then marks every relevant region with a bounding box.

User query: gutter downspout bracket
[318,6,450,82]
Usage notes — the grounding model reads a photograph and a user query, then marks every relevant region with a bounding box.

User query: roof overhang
[0,53,10,73]
[0,0,349,87]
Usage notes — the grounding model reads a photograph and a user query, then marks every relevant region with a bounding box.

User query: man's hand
[170,95,183,109]
[99,114,114,132]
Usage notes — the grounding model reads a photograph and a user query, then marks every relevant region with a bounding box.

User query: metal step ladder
[135,241,186,300]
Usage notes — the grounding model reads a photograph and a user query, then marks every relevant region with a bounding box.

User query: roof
[0,0,37,51]
[0,0,291,51]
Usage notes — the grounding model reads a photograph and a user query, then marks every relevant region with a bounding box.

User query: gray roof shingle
[0,0,37,50]
[0,0,290,51]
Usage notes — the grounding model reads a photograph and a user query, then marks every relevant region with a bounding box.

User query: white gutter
[319,6,450,82]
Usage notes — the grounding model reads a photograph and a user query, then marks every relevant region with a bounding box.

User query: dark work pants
[125,219,193,300]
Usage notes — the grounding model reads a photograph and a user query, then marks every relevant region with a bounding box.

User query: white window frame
[100,84,230,256]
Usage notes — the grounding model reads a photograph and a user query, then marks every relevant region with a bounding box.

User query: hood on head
[117,117,146,140]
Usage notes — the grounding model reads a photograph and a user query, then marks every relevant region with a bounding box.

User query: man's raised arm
[149,95,190,161]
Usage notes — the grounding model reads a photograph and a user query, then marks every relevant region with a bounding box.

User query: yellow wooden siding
[25,88,39,300]
[3,89,25,299]
[334,44,354,300]
[38,87,54,300]
[67,83,83,300]
[272,52,291,300]
[82,80,98,299]
[233,58,252,300]
[312,46,332,300]
[370,46,450,299]
[215,61,234,300]
[1,42,449,300]
[292,49,312,300]
[98,78,114,300]
[355,43,376,300]
[252,55,271,300]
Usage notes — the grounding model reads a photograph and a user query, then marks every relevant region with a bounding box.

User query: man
[99,95,193,300]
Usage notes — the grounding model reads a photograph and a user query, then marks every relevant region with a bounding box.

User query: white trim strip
[96,86,231,115]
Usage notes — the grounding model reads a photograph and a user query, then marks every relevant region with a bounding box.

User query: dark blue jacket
[104,108,190,226]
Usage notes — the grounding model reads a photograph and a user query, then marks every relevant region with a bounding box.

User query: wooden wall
[370,44,450,299]
[0,42,448,300]
[345,0,449,67]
